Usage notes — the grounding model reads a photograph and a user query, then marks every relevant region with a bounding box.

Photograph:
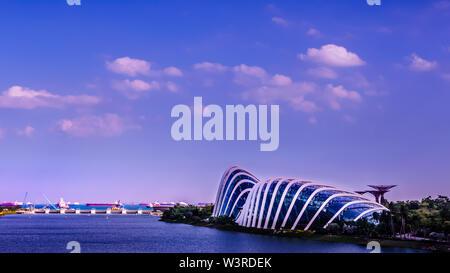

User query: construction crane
[42,194,58,210]
[22,192,28,209]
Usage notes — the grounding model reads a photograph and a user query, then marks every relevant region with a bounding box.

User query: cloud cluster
[106,57,151,77]
[112,79,179,98]
[106,57,183,78]
[0,86,100,109]
[194,59,364,115]
[297,44,368,105]
[226,64,320,113]
[107,57,182,98]
[58,114,139,137]
[5,44,370,138]
[242,82,319,113]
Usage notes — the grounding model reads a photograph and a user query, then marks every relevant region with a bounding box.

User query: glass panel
[260,180,279,225]
[266,181,289,228]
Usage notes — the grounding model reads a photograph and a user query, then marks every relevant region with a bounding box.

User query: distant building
[151,202,176,212]
[196,203,213,207]
[213,166,389,231]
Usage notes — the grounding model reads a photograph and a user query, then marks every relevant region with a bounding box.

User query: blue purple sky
[1,0,449,204]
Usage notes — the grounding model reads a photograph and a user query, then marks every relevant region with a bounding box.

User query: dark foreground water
[0,215,425,253]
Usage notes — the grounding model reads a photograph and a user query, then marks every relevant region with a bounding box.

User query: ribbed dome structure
[213,166,389,231]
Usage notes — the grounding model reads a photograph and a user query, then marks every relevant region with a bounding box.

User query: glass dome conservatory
[213,166,389,231]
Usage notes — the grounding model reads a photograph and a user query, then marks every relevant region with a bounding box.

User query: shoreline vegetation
[0,206,20,217]
[160,196,450,253]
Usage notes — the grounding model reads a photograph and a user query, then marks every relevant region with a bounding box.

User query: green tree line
[324,196,449,241]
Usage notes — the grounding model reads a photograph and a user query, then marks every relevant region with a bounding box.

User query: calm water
[0,215,425,253]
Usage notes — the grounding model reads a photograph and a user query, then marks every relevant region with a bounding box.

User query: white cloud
[107,56,183,80]
[106,57,151,76]
[58,114,139,137]
[306,28,321,38]
[242,82,319,113]
[328,84,361,101]
[307,67,337,79]
[112,79,161,99]
[163,66,183,77]
[17,125,35,137]
[326,84,362,110]
[196,62,291,86]
[113,79,160,92]
[0,86,100,109]
[442,73,450,81]
[408,53,437,72]
[299,44,365,67]
[271,74,292,86]
[272,17,288,26]
[233,64,268,86]
[290,97,320,113]
[233,64,267,78]
[166,81,179,92]
[193,62,228,72]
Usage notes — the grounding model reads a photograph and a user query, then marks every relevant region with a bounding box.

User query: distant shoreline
[160,218,449,252]
[0,211,17,217]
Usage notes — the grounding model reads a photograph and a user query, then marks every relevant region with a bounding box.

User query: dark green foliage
[161,204,238,226]
[383,195,450,238]
[0,206,20,213]
[323,196,449,241]
[208,215,237,226]
[161,205,214,222]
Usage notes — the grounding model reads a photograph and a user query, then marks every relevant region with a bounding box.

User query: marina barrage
[170,97,279,152]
